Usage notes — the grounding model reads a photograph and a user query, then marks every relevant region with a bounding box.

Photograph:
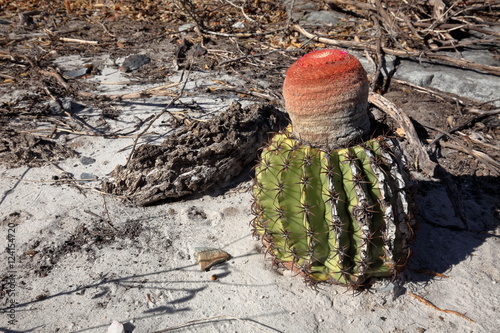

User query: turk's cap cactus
[251,49,415,288]
[283,49,370,149]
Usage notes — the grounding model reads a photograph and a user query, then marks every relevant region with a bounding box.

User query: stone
[80,156,96,165]
[394,59,500,106]
[303,10,344,26]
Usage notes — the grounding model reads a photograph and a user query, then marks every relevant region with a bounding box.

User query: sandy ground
[2,161,498,333]
[1,150,499,333]
[1,54,499,333]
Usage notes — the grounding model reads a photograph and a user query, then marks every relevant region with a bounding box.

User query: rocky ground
[0,1,499,332]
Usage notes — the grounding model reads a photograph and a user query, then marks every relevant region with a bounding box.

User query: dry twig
[392,78,466,106]
[39,69,69,89]
[411,269,449,278]
[153,315,274,333]
[428,113,487,146]
[291,24,500,76]
[439,140,500,176]
[125,65,192,167]
[368,92,436,175]
[42,85,100,136]
[409,293,476,323]
[425,124,500,175]
[59,37,99,45]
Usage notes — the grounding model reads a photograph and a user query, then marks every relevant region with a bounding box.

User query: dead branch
[40,69,69,89]
[428,114,485,147]
[413,22,500,38]
[465,108,500,116]
[291,24,500,76]
[217,50,281,66]
[208,84,278,101]
[201,27,286,38]
[368,11,384,92]
[0,50,35,67]
[456,131,500,152]
[370,0,403,37]
[223,0,255,23]
[428,127,500,176]
[368,92,436,175]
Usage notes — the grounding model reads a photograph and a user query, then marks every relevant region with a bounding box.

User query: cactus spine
[251,49,414,287]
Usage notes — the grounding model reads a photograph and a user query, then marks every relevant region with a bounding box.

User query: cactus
[251,49,415,287]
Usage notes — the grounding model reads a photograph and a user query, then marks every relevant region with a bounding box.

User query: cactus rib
[252,127,414,287]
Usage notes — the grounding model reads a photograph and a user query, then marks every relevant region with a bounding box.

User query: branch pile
[303,0,500,75]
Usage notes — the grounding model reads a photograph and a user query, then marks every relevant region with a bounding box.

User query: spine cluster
[251,127,414,287]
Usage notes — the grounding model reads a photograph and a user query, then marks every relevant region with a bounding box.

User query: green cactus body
[252,126,413,287]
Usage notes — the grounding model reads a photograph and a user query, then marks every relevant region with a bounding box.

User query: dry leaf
[395,127,406,137]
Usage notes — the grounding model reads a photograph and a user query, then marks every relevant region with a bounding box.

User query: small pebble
[107,320,125,333]
[80,173,96,180]
[80,156,96,165]
[178,23,195,32]
[120,54,150,72]
[63,66,91,79]
[232,21,245,29]
[195,248,230,271]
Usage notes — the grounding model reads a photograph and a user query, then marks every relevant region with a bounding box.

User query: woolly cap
[283,49,370,148]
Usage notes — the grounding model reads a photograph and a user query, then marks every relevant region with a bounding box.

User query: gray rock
[178,23,195,32]
[444,43,500,67]
[357,54,398,79]
[303,10,344,26]
[120,54,150,72]
[457,49,499,67]
[80,173,97,180]
[355,46,499,106]
[63,67,91,79]
[393,60,436,86]
[232,21,245,29]
[80,156,96,165]
[395,59,500,106]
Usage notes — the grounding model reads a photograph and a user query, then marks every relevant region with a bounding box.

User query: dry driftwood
[102,102,288,206]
